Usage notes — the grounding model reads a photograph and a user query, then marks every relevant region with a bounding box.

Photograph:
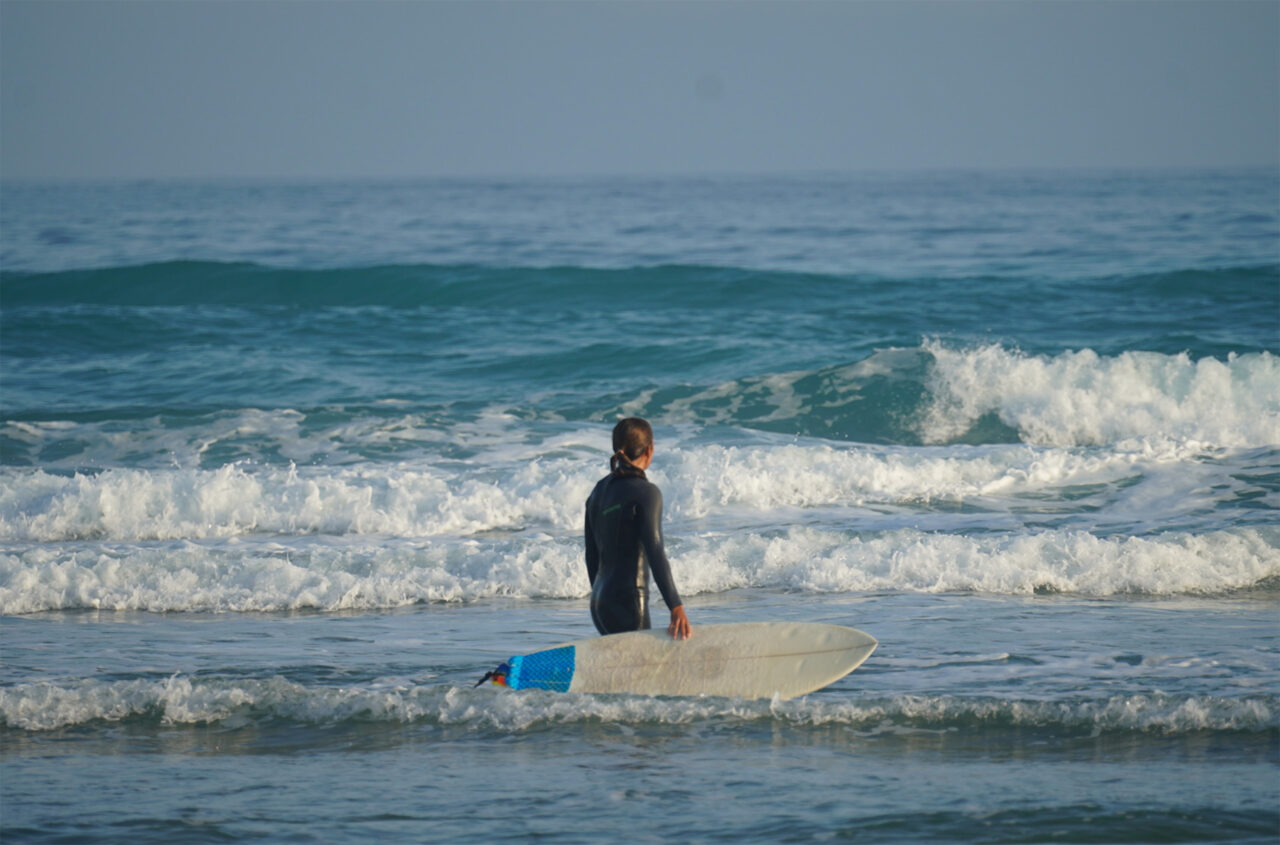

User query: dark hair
[610,417,653,477]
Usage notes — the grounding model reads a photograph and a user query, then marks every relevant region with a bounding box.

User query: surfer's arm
[584,503,599,586]
[638,485,689,638]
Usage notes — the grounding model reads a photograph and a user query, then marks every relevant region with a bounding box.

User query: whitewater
[2,169,1277,843]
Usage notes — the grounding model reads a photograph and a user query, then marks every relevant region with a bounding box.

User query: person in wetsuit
[584,418,692,640]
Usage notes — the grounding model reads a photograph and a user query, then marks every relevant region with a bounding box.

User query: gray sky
[2,0,1277,179]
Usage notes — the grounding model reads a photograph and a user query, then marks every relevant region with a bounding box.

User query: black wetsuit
[584,472,682,635]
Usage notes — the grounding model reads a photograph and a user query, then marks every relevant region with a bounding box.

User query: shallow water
[4,592,1277,842]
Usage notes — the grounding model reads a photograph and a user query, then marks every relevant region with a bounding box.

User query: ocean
[1,169,1277,842]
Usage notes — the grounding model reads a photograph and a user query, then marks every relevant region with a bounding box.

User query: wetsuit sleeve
[639,485,682,610]
[584,500,598,587]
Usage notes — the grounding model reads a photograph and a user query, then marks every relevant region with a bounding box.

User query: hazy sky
[2,0,1277,179]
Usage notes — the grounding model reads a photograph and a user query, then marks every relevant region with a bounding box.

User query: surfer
[585,418,692,640]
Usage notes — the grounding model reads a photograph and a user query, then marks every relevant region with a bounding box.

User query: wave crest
[3,345,1274,451]
[921,344,1280,448]
[627,346,1279,448]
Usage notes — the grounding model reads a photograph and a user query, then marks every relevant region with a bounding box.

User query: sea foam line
[1,527,1274,614]
[2,675,1273,734]
[1,436,1268,542]
[676,527,1280,598]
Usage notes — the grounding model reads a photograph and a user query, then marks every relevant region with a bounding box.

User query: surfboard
[477,622,877,700]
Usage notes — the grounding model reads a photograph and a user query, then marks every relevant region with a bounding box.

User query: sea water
[1,169,1277,842]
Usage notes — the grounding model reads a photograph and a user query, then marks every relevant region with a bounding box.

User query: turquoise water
[2,169,1278,842]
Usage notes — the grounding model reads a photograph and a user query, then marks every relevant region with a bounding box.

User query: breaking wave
[3,345,1274,451]
[613,344,1280,448]
[2,432,1276,544]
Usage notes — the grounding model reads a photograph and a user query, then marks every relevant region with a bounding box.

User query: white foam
[0,461,596,542]
[2,423,1273,612]
[660,440,1210,520]
[674,527,1279,597]
[0,535,587,614]
[778,692,1279,734]
[3,434,1264,543]
[3,675,1272,734]
[1,526,1274,614]
[923,344,1280,448]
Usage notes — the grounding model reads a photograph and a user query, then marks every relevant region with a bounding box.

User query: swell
[3,260,1275,311]
[0,261,847,309]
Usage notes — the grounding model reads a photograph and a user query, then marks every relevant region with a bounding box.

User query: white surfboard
[481,622,877,700]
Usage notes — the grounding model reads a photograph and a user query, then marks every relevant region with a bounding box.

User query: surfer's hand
[668,606,692,640]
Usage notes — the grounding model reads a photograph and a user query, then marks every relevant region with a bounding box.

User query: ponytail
[610,448,643,477]
[610,417,653,478]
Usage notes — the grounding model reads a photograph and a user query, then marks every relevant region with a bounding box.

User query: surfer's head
[610,417,653,476]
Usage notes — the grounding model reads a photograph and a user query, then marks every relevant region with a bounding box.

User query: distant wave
[3,260,1275,310]
[607,344,1280,448]
[4,345,1274,451]
[2,675,1273,734]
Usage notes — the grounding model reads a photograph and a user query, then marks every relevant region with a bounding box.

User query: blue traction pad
[506,645,576,692]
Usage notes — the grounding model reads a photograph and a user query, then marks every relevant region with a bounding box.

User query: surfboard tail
[474,661,511,688]
[475,646,577,692]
